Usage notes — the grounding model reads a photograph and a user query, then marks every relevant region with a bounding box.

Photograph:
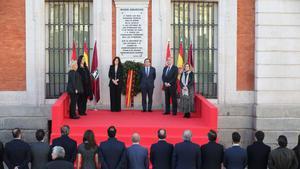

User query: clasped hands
[164,82,171,87]
[112,79,119,85]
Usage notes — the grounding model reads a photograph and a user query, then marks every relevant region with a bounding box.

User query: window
[45,0,93,99]
[171,1,218,98]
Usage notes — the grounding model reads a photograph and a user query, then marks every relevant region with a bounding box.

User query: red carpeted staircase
[51,93,218,148]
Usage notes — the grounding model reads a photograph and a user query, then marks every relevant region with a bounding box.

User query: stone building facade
[0,0,299,148]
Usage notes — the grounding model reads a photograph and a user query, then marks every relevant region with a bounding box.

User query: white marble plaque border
[115,0,149,63]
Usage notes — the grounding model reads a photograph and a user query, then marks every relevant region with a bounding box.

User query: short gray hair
[52,146,65,158]
[183,130,192,141]
[69,60,77,70]
[131,133,140,143]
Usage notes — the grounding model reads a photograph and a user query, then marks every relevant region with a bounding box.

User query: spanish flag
[177,40,184,69]
[83,42,89,67]
[177,40,184,93]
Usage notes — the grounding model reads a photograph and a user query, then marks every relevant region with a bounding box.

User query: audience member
[4,128,31,169]
[268,135,298,169]
[98,126,126,169]
[46,146,73,169]
[51,125,77,163]
[0,140,3,169]
[224,132,247,169]
[172,130,201,169]
[150,129,173,169]
[127,133,149,169]
[247,131,270,169]
[293,134,300,169]
[201,130,224,169]
[77,130,99,169]
[30,129,50,169]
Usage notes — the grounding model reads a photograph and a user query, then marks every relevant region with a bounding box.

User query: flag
[83,42,89,67]
[188,42,196,92]
[188,43,194,67]
[166,41,171,64]
[176,40,184,93]
[71,41,77,61]
[177,40,184,69]
[91,41,100,103]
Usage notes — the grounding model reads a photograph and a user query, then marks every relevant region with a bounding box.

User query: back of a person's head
[208,130,217,142]
[183,130,192,141]
[60,125,70,136]
[107,126,116,138]
[77,55,84,67]
[158,129,167,140]
[278,135,288,148]
[12,128,21,139]
[131,133,140,144]
[255,130,265,142]
[36,129,45,141]
[52,146,65,160]
[232,132,241,144]
[83,130,97,150]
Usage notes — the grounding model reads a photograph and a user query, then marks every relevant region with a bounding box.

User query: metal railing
[171,1,218,98]
[45,0,93,99]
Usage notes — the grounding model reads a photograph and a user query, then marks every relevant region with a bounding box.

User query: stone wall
[0,106,50,143]
[255,0,300,147]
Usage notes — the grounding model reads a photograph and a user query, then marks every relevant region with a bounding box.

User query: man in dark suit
[99,126,127,169]
[127,133,149,169]
[201,130,224,169]
[172,130,201,169]
[46,146,73,169]
[162,57,178,115]
[150,129,173,169]
[224,132,247,169]
[268,135,298,169]
[51,125,77,163]
[4,128,31,169]
[140,58,156,112]
[30,129,50,169]
[247,131,271,169]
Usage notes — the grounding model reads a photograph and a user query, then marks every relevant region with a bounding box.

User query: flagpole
[93,80,98,111]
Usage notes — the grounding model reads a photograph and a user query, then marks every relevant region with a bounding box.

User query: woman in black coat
[67,60,83,119]
[108,57,123,112]
[77,55,93,116]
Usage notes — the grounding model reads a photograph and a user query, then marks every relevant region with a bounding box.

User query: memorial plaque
[116,2,148,63]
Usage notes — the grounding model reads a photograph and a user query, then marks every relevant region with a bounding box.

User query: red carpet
[51,93,218,148]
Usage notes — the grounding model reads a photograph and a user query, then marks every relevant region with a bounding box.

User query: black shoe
[142,110,146,112]
[183,114,188,118]
[79,113,87,116]
[148,110,152,112]
[163,112,170,115]
[70,116,80,119]
[172,113,177,116]
[186,113,191,118]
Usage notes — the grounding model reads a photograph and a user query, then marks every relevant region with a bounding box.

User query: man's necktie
[166,67,170,75]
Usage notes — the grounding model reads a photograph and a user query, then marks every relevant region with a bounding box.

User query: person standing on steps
[139,58,156,112]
